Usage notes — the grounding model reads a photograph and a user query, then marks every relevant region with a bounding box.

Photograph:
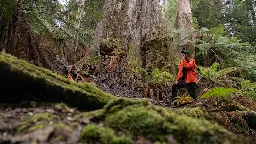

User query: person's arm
[183,59,195,70]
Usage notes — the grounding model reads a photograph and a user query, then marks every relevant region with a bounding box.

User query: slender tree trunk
[176,0,193,50]
[247,0,256,25]
[73,0,86,61]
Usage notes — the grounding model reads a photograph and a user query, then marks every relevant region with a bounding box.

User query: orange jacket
[176,58,197,83]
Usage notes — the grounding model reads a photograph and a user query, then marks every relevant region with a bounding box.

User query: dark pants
[172,81,197,100]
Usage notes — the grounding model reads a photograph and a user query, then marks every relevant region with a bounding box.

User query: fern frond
[210,62,220,72]
[197,66,210,79]
[200,87,238,100]
[239,80,256,98]
[216,67,236,79]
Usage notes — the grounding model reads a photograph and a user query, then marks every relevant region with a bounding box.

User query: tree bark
[176,0,193,50]
[247,0,256,25]
[94,0,170,65]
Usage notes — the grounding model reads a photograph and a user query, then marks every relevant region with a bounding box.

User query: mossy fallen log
[0,52,116,110]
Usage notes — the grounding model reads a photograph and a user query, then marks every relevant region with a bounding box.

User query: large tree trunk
[92,0,177,98]
[94,0,170,66]
[176,0,193,50]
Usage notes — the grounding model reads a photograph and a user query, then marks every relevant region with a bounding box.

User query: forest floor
[1,96,256,144]
[0,102,83,144]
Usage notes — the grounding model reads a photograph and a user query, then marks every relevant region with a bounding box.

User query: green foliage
[224,0,256,46]
[149,68,175,83]
[192,0,256,46]
[192,0,224,28]
[22,0,104,50]
[200,87,238,100]
[0,0,16,22]
[196,25,256,80]
[238,80,256,98]
[197,62,237,83]
[79,125,130,144]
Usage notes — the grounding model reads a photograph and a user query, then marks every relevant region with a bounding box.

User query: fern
[200,87,238,100]
[196,25,256,80]
[210,62,220,72]
[238,80,256,98]
[215,67,237,79]
[198,62,237,84]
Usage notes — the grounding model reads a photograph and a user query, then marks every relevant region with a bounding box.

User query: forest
[0,0,256,143]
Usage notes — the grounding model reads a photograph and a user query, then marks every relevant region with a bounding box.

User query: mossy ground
[79,125,130,144]
[78,99,249,144]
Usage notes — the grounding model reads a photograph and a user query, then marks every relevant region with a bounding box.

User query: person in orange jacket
[172,50,197,100]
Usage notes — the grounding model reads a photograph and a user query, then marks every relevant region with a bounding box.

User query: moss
[87,99,246,144]
[79,125,130,144]
[175,107,208,119]
[27,124,48,132]
[104,105,169,141]
[53,102,75,113]
[53,123,73,131]
[17,112,57,132]
[23,112,57,123]
[0,52,117,110]
[77,109,103,119]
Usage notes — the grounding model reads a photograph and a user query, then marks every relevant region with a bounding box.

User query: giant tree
[94,0,171,68]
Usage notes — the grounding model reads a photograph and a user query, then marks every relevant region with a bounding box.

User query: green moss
[27,124,48,132]
[23,112,57,123]
[0,52,117,110]
[175,107,208,119]
[79,125,130,144]
[53,123,73,131]
[17,112,57,132]
[77,109,103,119]
[87,99,246,144]
[105,105,169,141]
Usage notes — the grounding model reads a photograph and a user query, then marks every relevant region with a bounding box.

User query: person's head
[181,50,190,59]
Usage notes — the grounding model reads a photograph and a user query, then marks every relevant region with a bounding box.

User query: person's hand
[175,81,178,84]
